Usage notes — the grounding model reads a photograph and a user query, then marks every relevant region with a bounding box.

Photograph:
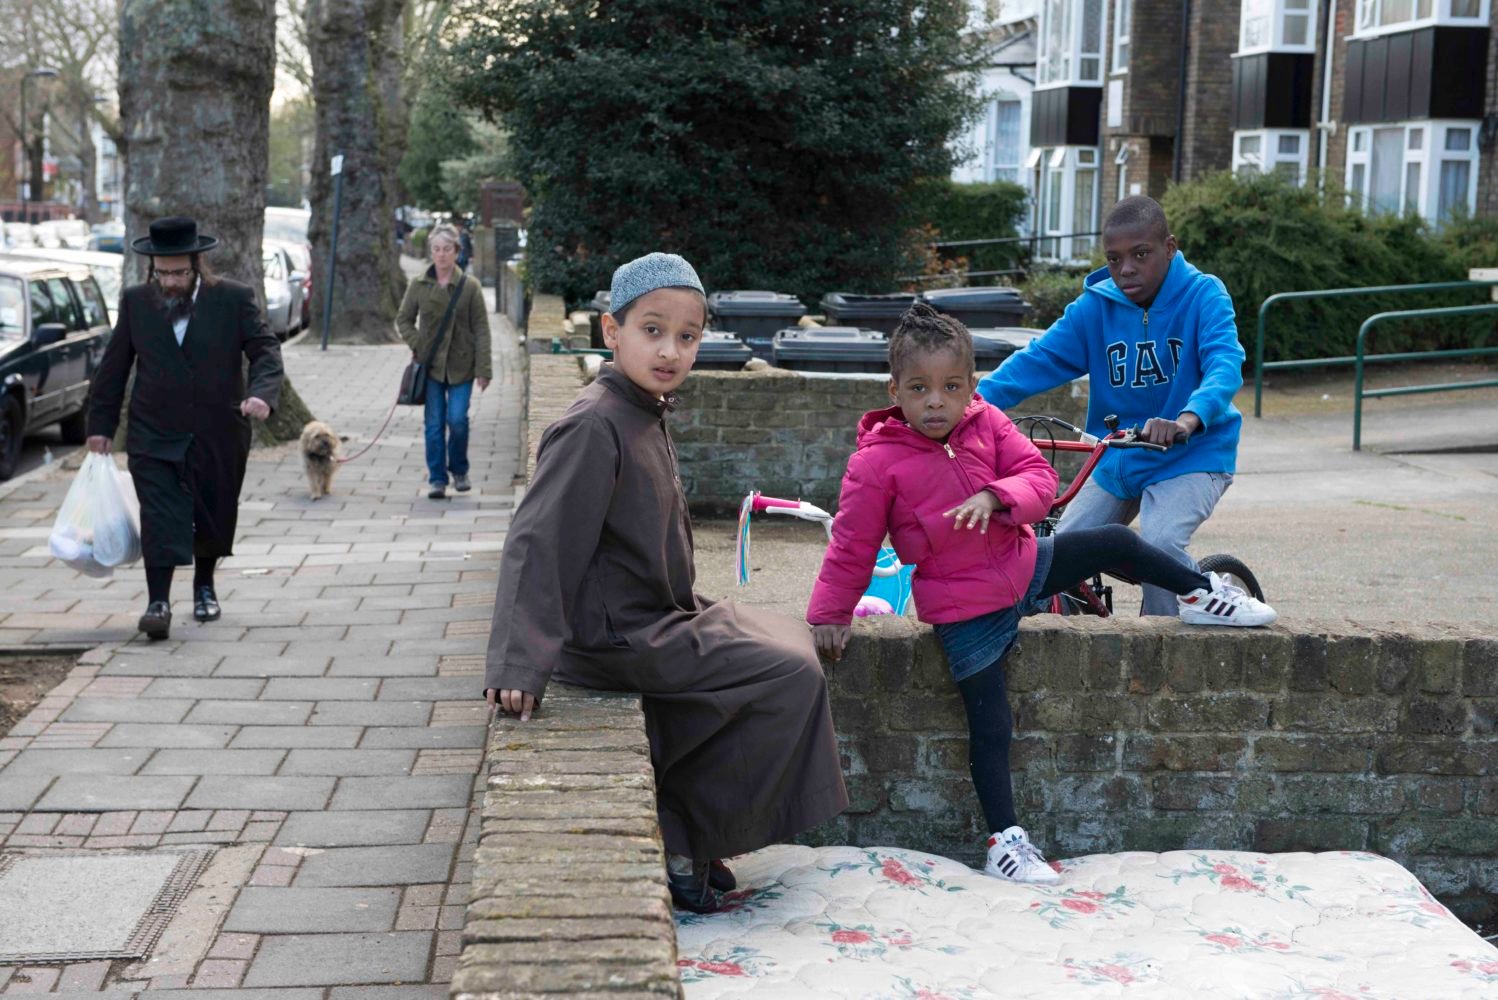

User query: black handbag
[398,272,465,406]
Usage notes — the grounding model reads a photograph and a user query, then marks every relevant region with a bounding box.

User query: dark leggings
[958,525,1212,835]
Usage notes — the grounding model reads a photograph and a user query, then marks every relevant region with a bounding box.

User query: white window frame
[1032,145,1102,263]
[1232,128,1311,184]
[1112,0,1131,73]
[1353,0,1489,39]
[1038,0,1108,88]
[988,97,1025,184]
[1344,120,1479,222]
[1237,0,1318,55]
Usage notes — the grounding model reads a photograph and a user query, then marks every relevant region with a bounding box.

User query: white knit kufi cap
[609,252,705,314]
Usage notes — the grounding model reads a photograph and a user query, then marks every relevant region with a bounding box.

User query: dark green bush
[1017,268,1087,330]
[1162,171,1490,362]
[442,0,984,308]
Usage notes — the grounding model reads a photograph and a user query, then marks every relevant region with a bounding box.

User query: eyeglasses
[155,267,194,278]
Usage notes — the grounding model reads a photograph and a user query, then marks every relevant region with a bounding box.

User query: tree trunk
[75,95,100,222]
[305,0,408,344]
[117,0,313,445]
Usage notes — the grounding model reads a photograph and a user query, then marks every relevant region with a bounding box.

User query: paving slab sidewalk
[0,299,522,995]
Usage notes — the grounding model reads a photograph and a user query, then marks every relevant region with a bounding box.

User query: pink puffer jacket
[807,398,1060,626]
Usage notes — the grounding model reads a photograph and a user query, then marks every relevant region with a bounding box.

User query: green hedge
[907,179,1029,280]
[1161,171,1496,363]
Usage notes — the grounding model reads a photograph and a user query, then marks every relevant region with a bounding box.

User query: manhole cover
[0,848,214,963]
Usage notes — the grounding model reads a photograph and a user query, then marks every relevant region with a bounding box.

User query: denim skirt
[931,536,1054,682]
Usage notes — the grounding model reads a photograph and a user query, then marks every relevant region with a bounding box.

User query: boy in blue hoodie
[977,196,1244,615]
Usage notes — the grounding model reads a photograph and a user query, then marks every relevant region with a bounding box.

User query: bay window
[1239,0,1318,53]
[1031,146,1100,263]
[1038,0,1106,86]
[1345,121,1479,221]
[1233,130,1311,184]
[1353,0,1489,36]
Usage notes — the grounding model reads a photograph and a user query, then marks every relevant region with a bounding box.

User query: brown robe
[485,364,848,860]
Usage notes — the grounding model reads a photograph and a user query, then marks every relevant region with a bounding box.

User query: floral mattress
[674,845,1498,999]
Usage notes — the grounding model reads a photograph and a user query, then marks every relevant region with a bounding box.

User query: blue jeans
[1055,471,1233,615]
[423,377,473,486]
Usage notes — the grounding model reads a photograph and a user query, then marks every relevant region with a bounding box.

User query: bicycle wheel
[1198,554,1265,602]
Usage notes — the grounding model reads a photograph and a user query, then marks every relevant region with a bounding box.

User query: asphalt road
[14,424,70,481]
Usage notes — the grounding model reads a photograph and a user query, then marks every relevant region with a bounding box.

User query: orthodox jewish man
[87,216,284,639]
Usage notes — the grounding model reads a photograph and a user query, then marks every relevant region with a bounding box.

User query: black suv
[0,257,113,479]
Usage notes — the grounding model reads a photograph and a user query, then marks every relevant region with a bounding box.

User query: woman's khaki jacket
[396,266,492,384]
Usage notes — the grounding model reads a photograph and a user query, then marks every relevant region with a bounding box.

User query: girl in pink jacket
[808,303,1275,884]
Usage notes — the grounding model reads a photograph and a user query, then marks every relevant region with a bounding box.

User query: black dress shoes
[138,601,172,640]
[193,587,221,622]
[667,862,723,914]
[708,859,737,893]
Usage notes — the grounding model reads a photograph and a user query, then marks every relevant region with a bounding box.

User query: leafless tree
[0,0,119,219]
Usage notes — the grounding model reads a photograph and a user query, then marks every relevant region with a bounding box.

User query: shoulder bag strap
[423,270,466,368]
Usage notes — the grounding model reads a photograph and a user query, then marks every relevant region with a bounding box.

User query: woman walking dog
[397,222,492,499]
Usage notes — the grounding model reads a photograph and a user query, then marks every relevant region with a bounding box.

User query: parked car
[3,223,38,249]
[0,248,122,325]
[266,238,312,330]
[35,219,91,251]
[262,245,300,341]
[0,257,113,479]
[87,220,125,253]
[265,208,313,331]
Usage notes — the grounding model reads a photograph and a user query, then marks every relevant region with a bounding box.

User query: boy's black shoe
[708,859,736,893]
[193,586,221,622]
[667,862,722,914]
[138,601,172,640]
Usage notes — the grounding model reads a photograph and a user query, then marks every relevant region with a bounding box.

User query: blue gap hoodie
[977,253,1244,499]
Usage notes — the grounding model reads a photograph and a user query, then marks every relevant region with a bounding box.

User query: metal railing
[1352,303,1498,451]
[1252,280,1498,417]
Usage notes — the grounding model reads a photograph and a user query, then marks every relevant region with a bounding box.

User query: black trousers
[128,451,236,567]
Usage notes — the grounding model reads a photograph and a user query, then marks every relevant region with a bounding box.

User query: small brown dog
[299,420,340,500]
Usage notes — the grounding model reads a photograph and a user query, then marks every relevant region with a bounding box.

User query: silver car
[262,245,300,340]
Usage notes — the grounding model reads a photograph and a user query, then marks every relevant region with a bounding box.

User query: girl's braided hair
[888,301,975,378]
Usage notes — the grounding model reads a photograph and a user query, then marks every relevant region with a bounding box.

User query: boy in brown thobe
[484,253,848,912]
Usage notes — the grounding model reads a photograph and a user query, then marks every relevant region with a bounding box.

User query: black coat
[87,279,283,561]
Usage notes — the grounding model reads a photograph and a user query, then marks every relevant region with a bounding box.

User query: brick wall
[454,685,682,999]
[1479,18,1498,216]
[670,370,1089,515]
[1321,1,1353,184]
[1179,0,1238,180]
[805,614,1498,924]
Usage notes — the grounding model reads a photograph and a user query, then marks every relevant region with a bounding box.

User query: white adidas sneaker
[984,826,1060,884]
[1178,571,1278,627]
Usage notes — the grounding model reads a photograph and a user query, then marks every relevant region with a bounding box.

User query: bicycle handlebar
[751,494,804,512]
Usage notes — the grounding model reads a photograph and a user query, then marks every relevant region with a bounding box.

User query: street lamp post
[19,68,59,215]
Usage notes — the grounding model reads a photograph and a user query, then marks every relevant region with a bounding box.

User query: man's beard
[151,274,198,326]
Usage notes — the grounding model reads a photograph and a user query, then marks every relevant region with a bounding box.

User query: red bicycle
[1016,413,1266,616]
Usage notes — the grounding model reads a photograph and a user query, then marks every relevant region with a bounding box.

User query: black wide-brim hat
[131,216,219,255]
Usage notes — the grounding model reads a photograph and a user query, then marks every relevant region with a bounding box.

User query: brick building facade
[986,0,1497,262]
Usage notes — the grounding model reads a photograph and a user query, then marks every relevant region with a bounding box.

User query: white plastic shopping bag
[49,453,142,577]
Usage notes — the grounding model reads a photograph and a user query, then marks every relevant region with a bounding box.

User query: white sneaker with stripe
[1178,571,1278,627]
[983,826,1060,883]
